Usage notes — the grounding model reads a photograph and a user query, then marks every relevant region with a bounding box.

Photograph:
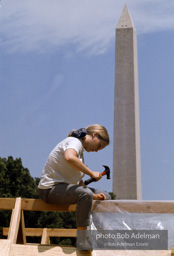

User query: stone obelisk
[113,4,142,199]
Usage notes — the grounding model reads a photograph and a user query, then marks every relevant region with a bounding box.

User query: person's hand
[90,171,102,181]
[93,193,106,200]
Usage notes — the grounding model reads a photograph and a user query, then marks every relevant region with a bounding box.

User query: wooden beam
[21,211,26,244]
[21,199,76,212]
[92,200,174,213]
[1,198,174,213]
[0,241,172,256]
[8,197,21,244]
[0,198,16,210]
[41,228,50,245]
[47,228,77,237]
[9,244,93,256]
[0,239,11,256]
[3,228,77,237]
[0,198,77,211]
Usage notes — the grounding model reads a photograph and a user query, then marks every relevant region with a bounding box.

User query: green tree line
[0,156,115,245]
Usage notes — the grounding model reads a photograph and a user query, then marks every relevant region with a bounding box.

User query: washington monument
[113,5,142,199]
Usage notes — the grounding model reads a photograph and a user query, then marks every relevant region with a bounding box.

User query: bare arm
[64,148,102,181]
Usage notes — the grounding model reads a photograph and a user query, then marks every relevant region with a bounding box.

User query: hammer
[84,165,110,186]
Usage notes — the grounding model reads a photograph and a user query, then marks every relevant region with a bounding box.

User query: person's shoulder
[56,137,84,154]
[58,136,81,145]
[66,137,82,144]
[65,137,83,148]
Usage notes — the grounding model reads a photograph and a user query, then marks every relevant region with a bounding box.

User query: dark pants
[38,183,111,227]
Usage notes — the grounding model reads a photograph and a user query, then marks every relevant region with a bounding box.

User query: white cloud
[0,0,174,55]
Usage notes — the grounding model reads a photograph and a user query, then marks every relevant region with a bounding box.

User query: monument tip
[116,4,135,29]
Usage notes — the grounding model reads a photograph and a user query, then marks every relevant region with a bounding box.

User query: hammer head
[102,165,111,179]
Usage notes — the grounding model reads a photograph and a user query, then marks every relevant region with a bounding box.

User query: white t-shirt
[38,137,85,189]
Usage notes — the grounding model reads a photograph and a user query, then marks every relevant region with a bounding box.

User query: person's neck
[81,135,90,149]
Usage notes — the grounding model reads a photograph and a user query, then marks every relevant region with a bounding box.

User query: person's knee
[79,187,93,202]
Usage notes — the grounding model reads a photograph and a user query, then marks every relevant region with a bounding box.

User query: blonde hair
[68,124,110,145]
[86,124,110,145]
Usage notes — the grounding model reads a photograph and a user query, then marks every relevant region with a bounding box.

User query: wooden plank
[9,244,93,256]
[2,242,173,256]
[47,228,77,237]
[8,198,21,244]
[3,228,9,237]
[8,244,172,256]
[21,199,76,212]
[4,228,77,238]
[0,198,16,210]
[92,200,174,213]
[21,211,26,244]
[41,228,50,245]
[1,198,174,213]
[0,198,76,212]
[0,239,11,256]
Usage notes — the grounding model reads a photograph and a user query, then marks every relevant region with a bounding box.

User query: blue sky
[0,0,174,200]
